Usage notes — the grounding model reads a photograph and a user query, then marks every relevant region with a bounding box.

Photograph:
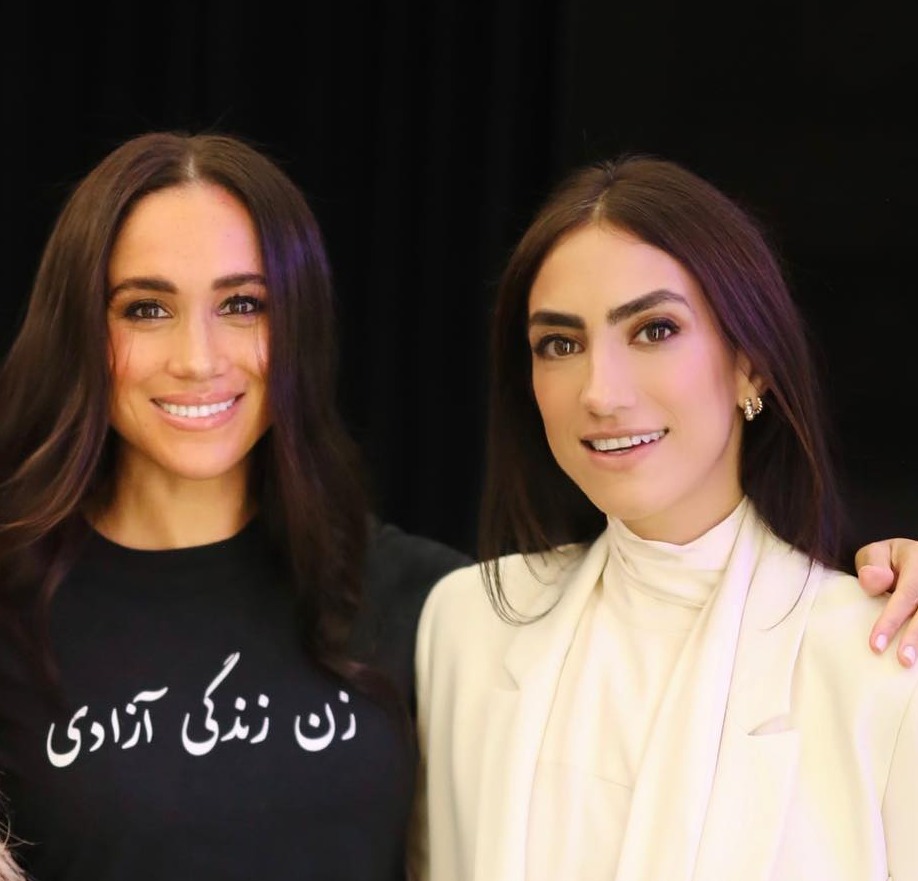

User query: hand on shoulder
[856,537,918,667]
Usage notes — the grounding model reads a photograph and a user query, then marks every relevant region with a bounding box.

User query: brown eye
[220,295,264,316]
[123,300,168,320]
[635,318,678,343]
[550,338,578,356]
[533,334,582,359]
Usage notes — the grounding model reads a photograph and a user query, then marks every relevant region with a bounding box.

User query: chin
[586,493,664,527]
[146,449,254,484]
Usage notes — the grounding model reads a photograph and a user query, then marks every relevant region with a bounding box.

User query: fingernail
[902,645,916,667]
[874,633,888,652]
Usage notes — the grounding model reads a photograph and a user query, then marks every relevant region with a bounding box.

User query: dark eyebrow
[213,272,267,291]
[606,289,688,324]
[528,288,689,331]
[108,272,267,300]
[528,310,585,330]
[108,277,176,299]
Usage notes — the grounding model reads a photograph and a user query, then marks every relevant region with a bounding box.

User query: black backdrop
[4,0,915,557]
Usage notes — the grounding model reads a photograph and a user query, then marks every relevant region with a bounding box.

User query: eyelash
[122,300,168,321]
[634,317,679,343]
[531,318,680,359]
[120,294,266,321]
[218,294,265,316]
[532,335,581,359]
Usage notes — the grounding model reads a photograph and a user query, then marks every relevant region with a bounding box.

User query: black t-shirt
[0,519,470,880]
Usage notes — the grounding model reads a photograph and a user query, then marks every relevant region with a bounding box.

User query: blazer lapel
[472,539,610,881]
[693,533,822,880]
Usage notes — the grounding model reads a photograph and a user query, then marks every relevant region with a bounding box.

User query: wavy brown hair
[480,154,848,618]
[0,132,382,703]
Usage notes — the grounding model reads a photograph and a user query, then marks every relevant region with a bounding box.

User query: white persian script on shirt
[45,651,357,768]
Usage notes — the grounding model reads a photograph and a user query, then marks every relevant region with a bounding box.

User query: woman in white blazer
[411,155,918,881]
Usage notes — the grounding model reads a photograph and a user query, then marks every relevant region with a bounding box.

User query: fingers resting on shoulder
[856,538,918,668]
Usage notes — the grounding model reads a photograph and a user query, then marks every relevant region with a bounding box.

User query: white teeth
[157,398,237,418]
[588,429,666,452]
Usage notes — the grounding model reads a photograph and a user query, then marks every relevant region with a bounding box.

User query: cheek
[107,328,137,389]
[673,346,737,403]
[531,370,564,428]
[106,332,163,414]
[676,354,742,448]
[253,325,269,378]
[532,371,580,454]
[234,323,269,380]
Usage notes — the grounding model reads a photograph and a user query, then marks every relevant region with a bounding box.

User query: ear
[734,351,767,404]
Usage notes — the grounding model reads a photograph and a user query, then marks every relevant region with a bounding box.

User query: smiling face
[528,223,757,543]
[106,182,271,492]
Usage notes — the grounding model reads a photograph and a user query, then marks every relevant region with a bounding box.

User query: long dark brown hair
[0,132,381,704]
[480,154,848,617]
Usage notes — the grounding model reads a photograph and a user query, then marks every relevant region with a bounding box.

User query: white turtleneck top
[525,499,749,880]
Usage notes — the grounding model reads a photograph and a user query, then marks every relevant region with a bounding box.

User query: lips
[585,429,668,452]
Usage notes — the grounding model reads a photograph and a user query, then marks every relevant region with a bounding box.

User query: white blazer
[411,511,918,881]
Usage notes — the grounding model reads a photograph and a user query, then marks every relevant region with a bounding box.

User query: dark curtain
[3,0,915,556]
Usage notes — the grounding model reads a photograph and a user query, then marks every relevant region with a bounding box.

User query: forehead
[109,183,260,273]
[529,223,704,314]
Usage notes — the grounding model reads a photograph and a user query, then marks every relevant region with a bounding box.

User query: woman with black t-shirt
[0,131,466,880]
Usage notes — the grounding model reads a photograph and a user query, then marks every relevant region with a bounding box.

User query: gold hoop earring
[743,396,764,422]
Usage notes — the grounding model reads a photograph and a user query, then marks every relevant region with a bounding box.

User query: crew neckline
[82,517,266,575]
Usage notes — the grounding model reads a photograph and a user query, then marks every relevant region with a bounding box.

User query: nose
[167,313,227,380]
[579,345,636,415]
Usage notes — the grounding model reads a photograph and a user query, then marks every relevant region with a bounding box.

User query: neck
[620,492,746,546]
[93,462,254,550]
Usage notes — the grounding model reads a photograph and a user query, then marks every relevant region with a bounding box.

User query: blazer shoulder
[806,566,918,695]
[427,547,571,590]
[812,566,898,624]
[422,542,592,621]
